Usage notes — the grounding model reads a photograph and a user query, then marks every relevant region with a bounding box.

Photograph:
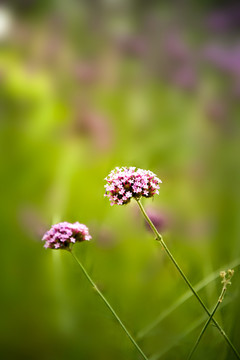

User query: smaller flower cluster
[220,269,234,289]
[104,167,162,206]
[42,222,91,249]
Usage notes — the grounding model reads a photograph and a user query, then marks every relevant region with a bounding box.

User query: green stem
[136,199,240,360]
[187,285,226,360]
[137,258,240,339]
[70,251,149,360]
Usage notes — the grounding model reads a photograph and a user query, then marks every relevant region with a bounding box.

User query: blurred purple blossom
[19,206,47,242]
[206,5,240,32]
[170,66,197,90]
[203,44,240,76]
[74,62,99,84]
[95,226,118,249]
[116,35,148,57]
[205,99,229,125]
[163,32,192,62]
[144,206,168,234]
[74,108,114,152]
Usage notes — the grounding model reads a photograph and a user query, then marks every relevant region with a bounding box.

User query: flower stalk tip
[187,269,235,360]
[219,269,234,301]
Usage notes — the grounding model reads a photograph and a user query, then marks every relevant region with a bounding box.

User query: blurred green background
[1,1,240,359]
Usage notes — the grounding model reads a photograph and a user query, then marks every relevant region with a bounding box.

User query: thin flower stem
[70,251,149,360]
[136,199,240,360]
[137,258,240,339]
[187,285,226,360]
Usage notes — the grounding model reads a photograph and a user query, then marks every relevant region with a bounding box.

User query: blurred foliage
[0,1,240,360]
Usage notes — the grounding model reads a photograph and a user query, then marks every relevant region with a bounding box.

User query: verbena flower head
[42,222,91,249]
[104,167,162,206]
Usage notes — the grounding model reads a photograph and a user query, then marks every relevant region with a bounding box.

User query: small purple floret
[104,167,162,206]
[42,222,91,249]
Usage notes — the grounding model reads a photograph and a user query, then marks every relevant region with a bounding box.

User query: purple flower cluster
[104,167,162,206]
[42,222,91,249]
